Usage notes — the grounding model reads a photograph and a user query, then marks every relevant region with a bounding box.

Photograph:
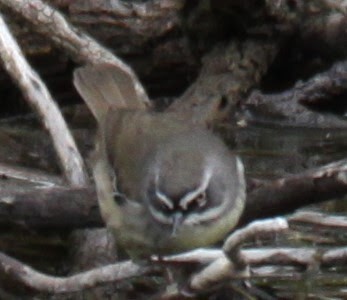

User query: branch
[168,40,278,124]
[2,217,347,296]
[223,218,288,265]
[152,217,347,297]
[0,186,102,230]
[185,218,288,295]
[0,13,88,187]
[0,156,347,230]
[240,157,347,225]
[289,210,347,229]
[0,251,156,294]
[243,60,347,128]
[0,162,63,186]
[0,0,150,107]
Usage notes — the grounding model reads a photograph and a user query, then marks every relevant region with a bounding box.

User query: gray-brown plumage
[74,64,245,258]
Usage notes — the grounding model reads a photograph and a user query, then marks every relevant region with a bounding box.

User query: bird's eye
[154,190,174,214]
[157,200,172,213]
[113,192,126,205]
[194,192,207,208]
[184,192,207,211]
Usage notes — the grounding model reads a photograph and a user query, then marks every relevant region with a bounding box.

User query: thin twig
[289,210,347,229]
[0,162,63,187]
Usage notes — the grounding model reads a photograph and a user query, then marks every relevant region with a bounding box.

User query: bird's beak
[171,212,183,237]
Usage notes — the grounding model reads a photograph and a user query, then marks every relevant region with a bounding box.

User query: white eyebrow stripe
[185,156,245,225]
[180,167,212,210]
[236,156,244,178]
[154,168,174,210]
[156,189,174,210]
[185,191,241,225]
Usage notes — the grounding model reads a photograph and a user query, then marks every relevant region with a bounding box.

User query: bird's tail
[73,63,150,122]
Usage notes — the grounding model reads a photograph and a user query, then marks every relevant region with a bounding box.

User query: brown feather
[73,63,149,122]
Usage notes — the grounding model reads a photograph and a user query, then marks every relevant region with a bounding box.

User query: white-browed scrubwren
[74,64,246,258]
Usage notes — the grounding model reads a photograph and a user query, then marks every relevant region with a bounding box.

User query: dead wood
[243,60,347,128]
[0,0,347,298]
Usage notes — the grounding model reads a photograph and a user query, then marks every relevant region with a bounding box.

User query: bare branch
[0,251,156,294]
[0,0,150,106]
[168,40,278,124]
[289,210,347,229]
[157,246,347,272]
[241,157,347,225]
[0,156,347,230]
[0,13,88,187]
[154,217,347,297]
[0,162,63,186]
[243,60,347,128]
[223,218,288,265]
[0,186,101,229]
[186,219,288,294]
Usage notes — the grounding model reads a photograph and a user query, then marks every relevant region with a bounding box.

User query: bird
[73,63,245,258]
